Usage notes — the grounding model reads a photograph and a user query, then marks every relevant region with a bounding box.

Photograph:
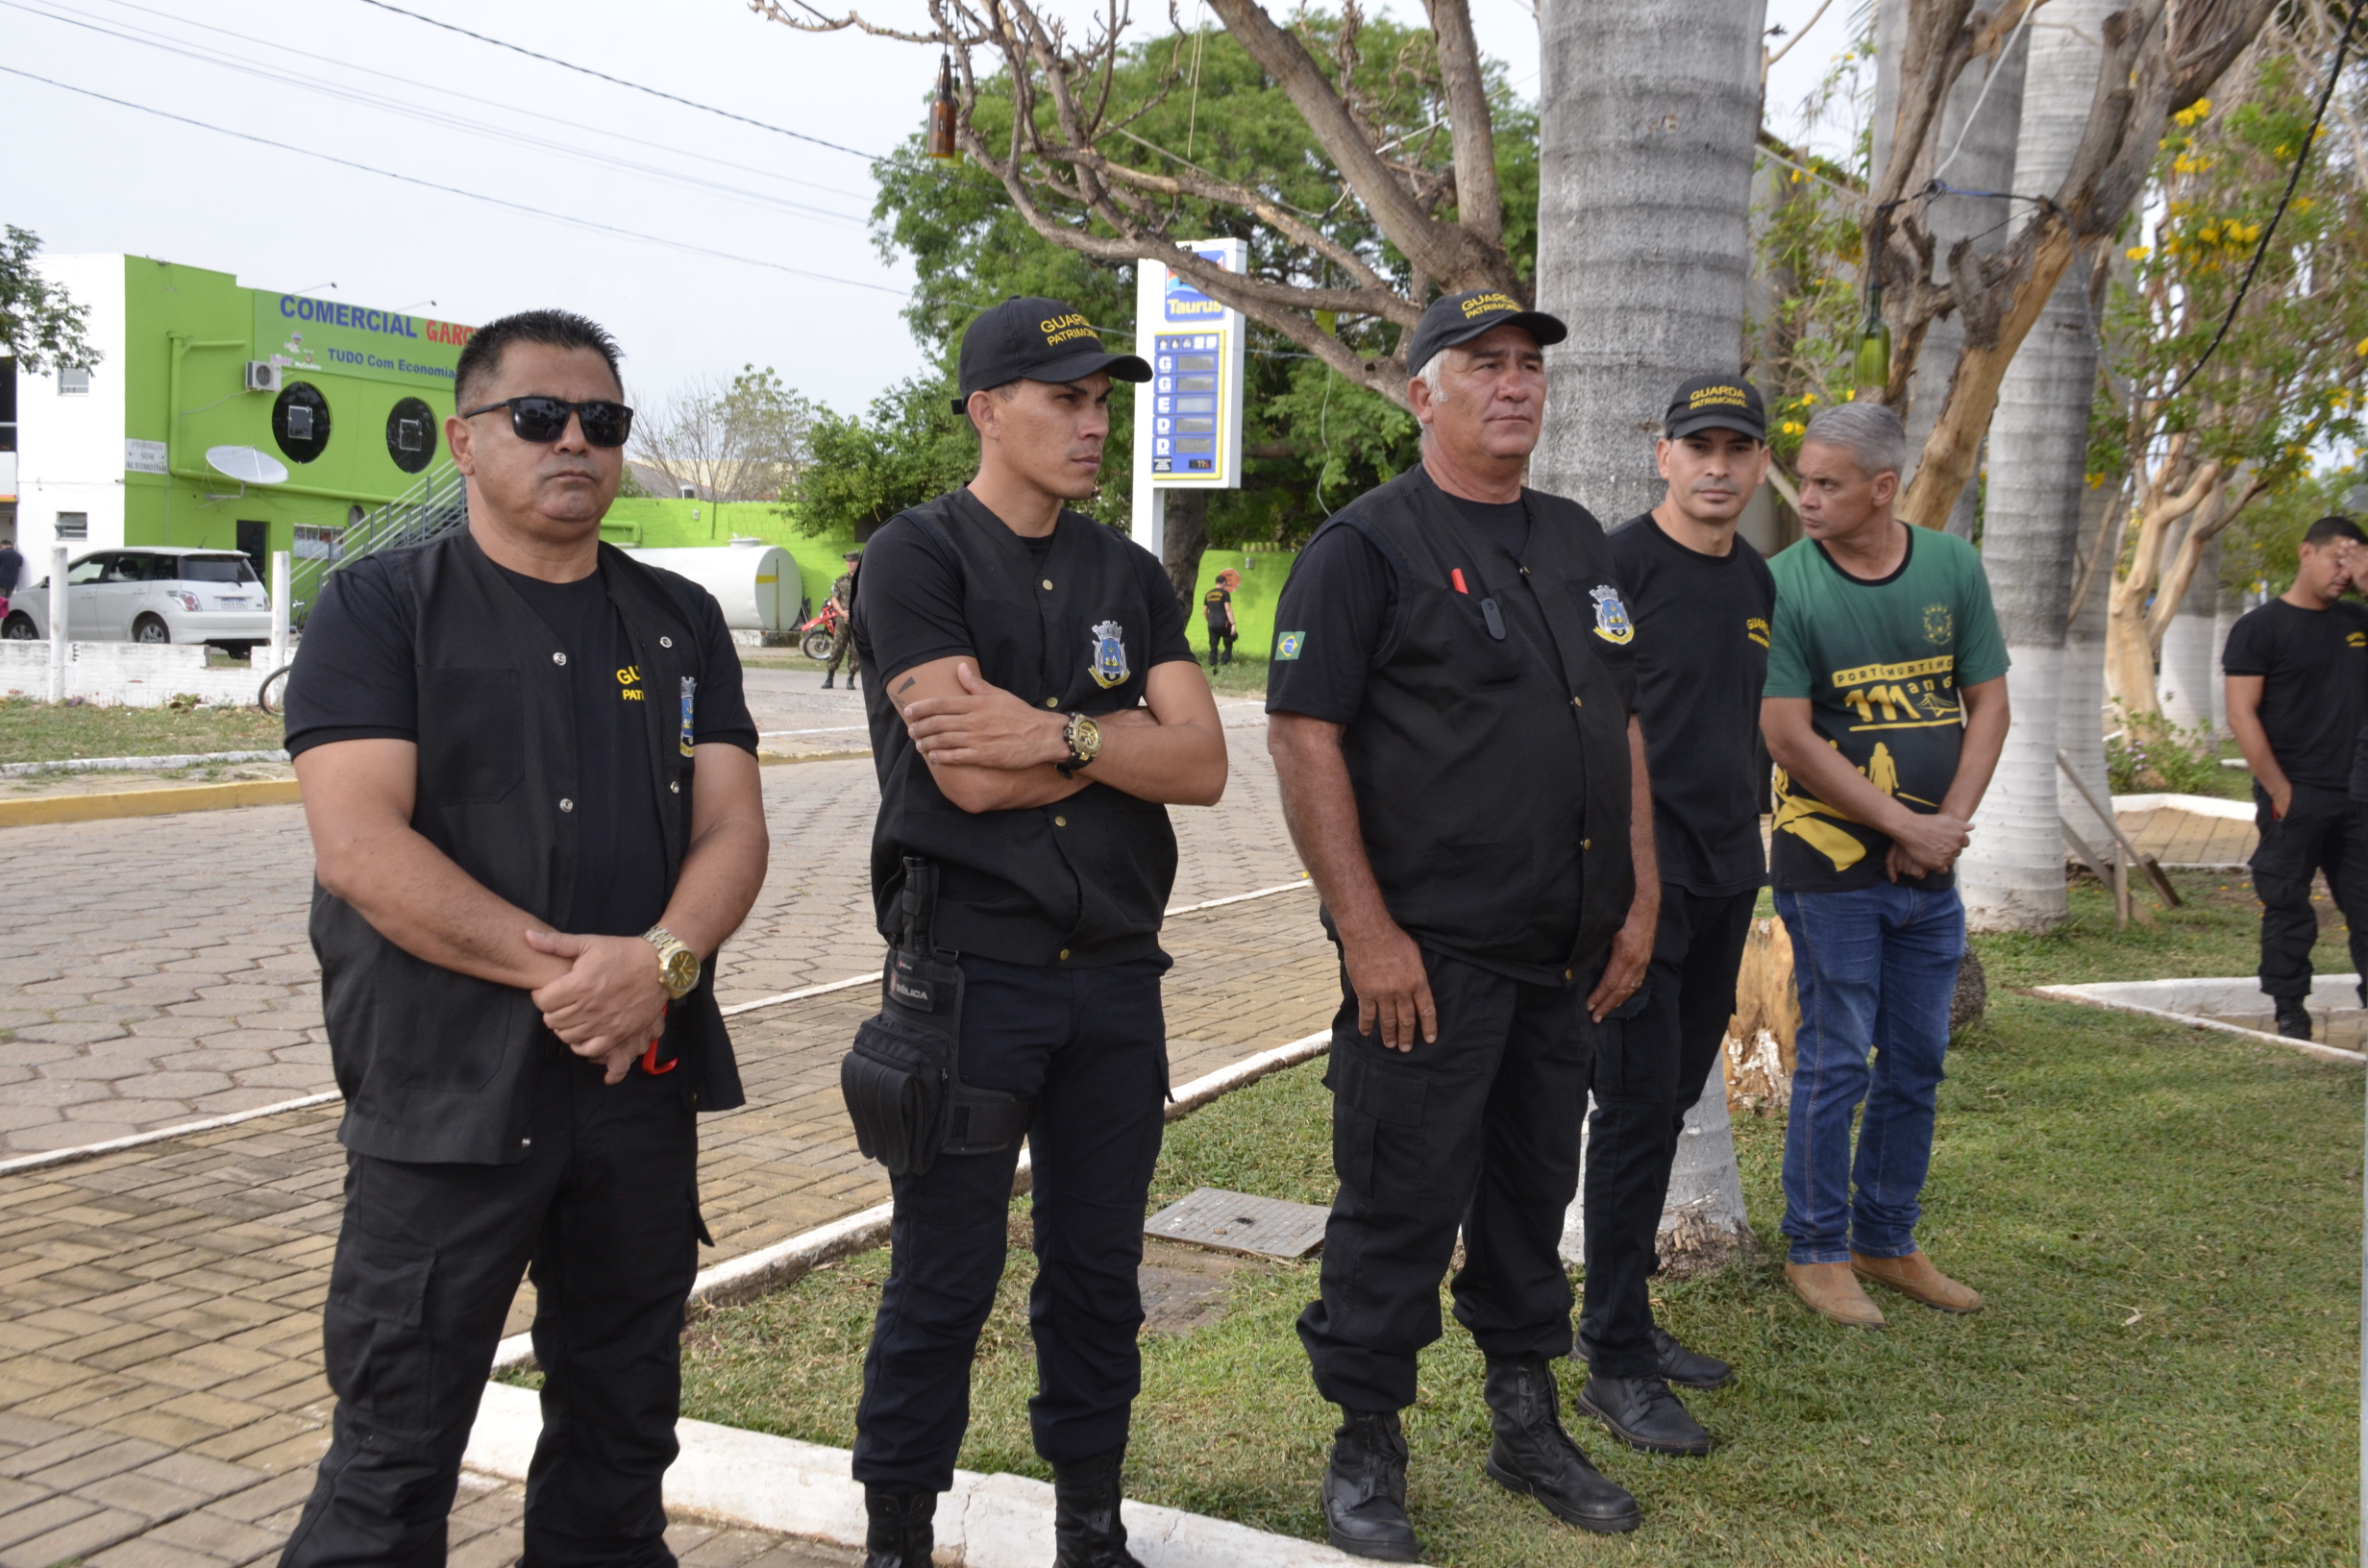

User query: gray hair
[1801,401,1907,479]
[1418,355,1449,401]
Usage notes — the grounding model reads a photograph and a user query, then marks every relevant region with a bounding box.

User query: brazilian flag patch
[1274,630,1306,661]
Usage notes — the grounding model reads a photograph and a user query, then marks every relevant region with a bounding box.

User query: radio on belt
[1130,237,1248,561]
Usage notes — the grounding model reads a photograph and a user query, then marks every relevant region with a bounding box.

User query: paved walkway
[0,704,1335,1565]
[0,701,1288,1156]
[2118,804,2256,869]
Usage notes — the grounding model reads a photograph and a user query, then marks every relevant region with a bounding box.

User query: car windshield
[172,555,260,584]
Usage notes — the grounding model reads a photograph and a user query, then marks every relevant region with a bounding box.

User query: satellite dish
[206,445,289,485]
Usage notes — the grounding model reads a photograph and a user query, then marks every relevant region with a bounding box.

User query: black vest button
[659,636,674,648]
[1580,837,1591,850]
[1045,697,1060,708]
[1042,579,1054,590]
[1054,816,1067,827]
[552,651,567,666]
[670,780,680,794]
[559,797,575,813]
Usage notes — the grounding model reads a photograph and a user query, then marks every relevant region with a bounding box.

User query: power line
[349,0,884,161]
[81,0,876,204]
[5,0,871,227]
[2163,0,2363,401]
[0,64,912,300]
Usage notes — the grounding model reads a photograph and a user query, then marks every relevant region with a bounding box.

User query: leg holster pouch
[840,858,1034,1176]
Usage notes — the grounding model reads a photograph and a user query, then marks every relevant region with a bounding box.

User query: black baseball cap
[952,296,1151,413]
[1664,374,1766,441]
[1405,288,1568,376]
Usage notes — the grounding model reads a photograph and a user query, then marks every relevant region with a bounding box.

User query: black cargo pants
[279,1053,700,1568]
[851,953,1170,1493]
[2251,783,2368,1002]
[1578,885,1757,1378]
[1297,948,1596,1413]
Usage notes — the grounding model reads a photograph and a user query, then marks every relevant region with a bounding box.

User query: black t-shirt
[1263,524,1397,723]
[285,551,758,936]
[2223,598,2368,794]
[1201,584,1232,626]
[0,548,23,597]
[1609,513,1775,895]
[1448,493,1530,561]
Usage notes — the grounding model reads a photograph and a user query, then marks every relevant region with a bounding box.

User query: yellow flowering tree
[2097,5,2368,713]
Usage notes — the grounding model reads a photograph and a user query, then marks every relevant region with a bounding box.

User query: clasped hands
[523,930,669,1085]
[1885,809,1973,883]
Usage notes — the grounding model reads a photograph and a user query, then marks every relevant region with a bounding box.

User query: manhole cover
[1145,1187,1329,1260]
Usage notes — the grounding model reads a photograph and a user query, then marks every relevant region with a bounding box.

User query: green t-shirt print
[1762,526,2010,894]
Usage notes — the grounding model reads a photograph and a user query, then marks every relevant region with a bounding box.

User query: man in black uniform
[277,309,770,1565]
[1268,289,1659,1556]
[2225,513,2368,1037]
[1201,567,1238,669]
[1576,376,1775,1458]
[848,297,1229,1568]
[824,548,862,689]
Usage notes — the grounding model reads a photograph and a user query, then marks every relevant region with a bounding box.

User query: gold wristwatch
[643,926,701,999]
[1057,711,1102,777]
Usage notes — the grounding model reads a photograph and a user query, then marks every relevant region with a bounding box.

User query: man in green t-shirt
[1761,402,2010,1331]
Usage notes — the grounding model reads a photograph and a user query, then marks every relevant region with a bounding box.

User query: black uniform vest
[310,529,745,1165]
[1324,465,1638,982]
[859,491,1179,967]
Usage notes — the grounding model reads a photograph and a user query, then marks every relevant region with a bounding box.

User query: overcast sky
[6,0,1858,419]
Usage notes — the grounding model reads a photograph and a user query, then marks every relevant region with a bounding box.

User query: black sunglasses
[462,396,634,448]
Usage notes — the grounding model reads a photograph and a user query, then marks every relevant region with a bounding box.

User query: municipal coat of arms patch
[1589,585,1635,646]
[1089,620,1131,689]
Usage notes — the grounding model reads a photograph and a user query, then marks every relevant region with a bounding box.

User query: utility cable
[0,65,911,299]
[348,0,882,160]
[6,0,870,226]
[2164,0,2363,400]
[1930,0,2038,184]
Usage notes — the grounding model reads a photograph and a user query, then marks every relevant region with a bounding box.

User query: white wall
[15,256,129,569]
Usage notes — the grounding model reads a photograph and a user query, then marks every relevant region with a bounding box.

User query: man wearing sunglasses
[278,309,770,1566]
[846,297,1227,1568]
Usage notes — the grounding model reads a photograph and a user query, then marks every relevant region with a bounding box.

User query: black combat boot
[1482,1356,1640,1534]
[1649,1324,1734,1390]
[1320,1409,1420,1562]
[1576,1373,1714,1456]
[1051,1447,1144,1568]
[822,671,836,689]
[861,1485,934,1568]
[2276,997,2313,1040]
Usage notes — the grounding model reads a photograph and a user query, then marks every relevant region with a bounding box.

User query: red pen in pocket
[1451,568,1469,595]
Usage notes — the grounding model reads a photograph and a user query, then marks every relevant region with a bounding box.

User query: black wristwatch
[1057,712,1103,777]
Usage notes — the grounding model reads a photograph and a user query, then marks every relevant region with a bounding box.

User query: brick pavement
[2118,805,2257,868]
[0,714,1339,1564]
[0,709,1295,1158]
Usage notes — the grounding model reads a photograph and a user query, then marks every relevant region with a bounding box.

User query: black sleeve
[2221,609,2269,676]
[1264,524,1395,724]
[283,559,419,756]
[1139,547,1197,670]
[677,579,759,754]
[851,517,974,684]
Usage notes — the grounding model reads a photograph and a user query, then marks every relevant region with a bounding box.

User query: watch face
[664,949,700,991]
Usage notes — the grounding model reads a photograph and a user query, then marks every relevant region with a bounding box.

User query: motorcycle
[798,600,848,663]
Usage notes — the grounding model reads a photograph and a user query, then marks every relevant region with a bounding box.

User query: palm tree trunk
[2157,531,2221,734]
[1955,0,2115,934]
[2060,486,2119,852]
[1530,0,1767,524]
[1537,0,1764,1269]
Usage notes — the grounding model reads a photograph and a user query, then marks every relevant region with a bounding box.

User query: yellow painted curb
[0,778,306,828]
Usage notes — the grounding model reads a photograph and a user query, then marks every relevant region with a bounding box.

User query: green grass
[674,870,2360,1565]
[0,697,287,763]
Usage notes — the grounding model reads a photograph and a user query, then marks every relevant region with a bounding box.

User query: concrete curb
[2110,792,2255,821]
[0,748,289,777]
[462,1381,1394,1567]
[2031,974,2367,1066]
[487,1030,1332,1374]
[0,777,304,827]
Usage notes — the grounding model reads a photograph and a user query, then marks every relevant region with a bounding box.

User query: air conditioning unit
[244,360,283,394]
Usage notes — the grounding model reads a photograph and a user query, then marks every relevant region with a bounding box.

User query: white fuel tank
[623,541,796,632]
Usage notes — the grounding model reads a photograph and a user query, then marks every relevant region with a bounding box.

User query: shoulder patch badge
[1589,585,1635,646]
[1923,602,1954,646]
[1089,620,1130,689]
[1274,629,1306,661]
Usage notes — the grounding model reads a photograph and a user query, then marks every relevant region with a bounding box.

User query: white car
[2,546,273,657]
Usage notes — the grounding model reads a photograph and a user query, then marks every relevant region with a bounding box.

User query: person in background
[824,548,863,690]
[1576,375,1775,1458]
[1761,400,2010,1332]
[276,308,769,1564]
[1202,566,1240,669]
[1269,289,1655,1556]
[2226,513,2368,1039]
[0,536,21,620]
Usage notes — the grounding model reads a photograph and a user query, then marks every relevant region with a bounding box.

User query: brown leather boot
[1853,1250,1984,1313]
[1785,1261,1886,1328]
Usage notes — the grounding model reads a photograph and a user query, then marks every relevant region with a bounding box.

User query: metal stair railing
[288,462,469,625]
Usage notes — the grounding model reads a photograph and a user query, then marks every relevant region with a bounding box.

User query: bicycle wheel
[258,664,294,715]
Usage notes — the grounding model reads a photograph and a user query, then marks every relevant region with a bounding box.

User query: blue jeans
[1776,882,1966,1265]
